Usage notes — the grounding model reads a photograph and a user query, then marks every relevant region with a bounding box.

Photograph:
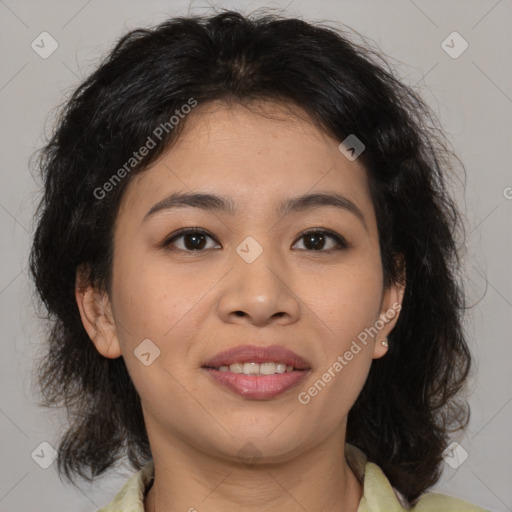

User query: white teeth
[229,363,243,373]
[275,363,287,374]
[260,362,277,375]
[242,362,260,375]
[217,362,296,375]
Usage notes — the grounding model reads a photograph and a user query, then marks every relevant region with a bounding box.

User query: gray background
[0,1,510,511]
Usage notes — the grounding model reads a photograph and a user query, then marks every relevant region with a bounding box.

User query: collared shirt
[97,444,489,511]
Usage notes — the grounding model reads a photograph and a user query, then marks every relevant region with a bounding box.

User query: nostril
[234,311,245,317]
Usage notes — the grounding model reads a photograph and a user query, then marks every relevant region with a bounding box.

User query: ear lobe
[75,268,122,359]
[372,279,405,360]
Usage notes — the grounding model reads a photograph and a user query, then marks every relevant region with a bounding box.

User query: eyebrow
[143,191,367,229]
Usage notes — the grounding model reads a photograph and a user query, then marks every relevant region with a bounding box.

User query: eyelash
[162,228,350,253]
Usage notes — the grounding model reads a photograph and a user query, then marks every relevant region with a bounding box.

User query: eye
[162,228,349,253]
[292,229,349,252]
[163,228,221,252]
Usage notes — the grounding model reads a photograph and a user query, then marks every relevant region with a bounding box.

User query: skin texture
[76,100,404,512]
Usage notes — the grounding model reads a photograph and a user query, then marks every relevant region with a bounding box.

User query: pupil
[306,233,324,250]
[185,233,206,250]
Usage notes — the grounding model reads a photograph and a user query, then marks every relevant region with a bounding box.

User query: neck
[143,429,362,512]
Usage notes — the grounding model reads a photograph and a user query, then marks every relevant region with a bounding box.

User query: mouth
[205,361,301,375]
[202,344,311,399]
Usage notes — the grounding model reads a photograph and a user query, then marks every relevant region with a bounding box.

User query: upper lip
[202,344,311,370]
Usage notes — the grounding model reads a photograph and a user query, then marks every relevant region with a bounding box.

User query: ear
[75,265,122,359]
[372,264,406,360]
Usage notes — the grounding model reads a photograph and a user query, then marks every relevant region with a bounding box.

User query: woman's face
[80,100,402,464]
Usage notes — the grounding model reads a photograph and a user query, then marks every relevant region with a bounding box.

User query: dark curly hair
[29,9,471,505]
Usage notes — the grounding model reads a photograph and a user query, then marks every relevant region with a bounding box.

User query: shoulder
[363,462,489,511]
[345,444,489,512]
[410,490,490,511]
[97,460,154,512]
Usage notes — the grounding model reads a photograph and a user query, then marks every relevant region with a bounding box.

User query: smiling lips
[202,344,311,399]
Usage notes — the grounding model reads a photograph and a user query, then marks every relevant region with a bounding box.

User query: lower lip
[203,368,310,399]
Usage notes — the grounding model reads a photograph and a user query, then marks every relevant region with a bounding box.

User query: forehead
[118,100,373,224]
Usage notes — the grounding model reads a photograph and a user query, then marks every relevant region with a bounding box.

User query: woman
[30,9,489,511]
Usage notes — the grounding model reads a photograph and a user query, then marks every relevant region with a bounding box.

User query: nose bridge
[216,236,300,326]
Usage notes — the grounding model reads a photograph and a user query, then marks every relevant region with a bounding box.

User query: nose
[216,249,301,328]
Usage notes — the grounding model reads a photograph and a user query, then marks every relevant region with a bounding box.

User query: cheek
[109,247,230,386]
[297,346,373,441]
[111,249,205,341]
[296,264,381,421]
[294,254,383,421]
[307,257,384,341]
[110,259,205,420]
